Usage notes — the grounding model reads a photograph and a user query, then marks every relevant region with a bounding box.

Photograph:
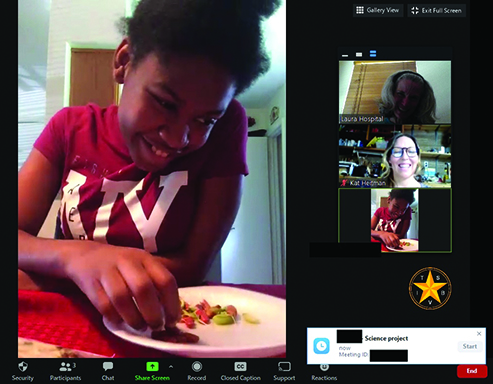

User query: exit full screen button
[408,4,466,17]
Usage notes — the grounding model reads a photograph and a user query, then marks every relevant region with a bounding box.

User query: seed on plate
[212,314,235,325]
[243,313,260,324]
[225,305,237,317]
[151,328,200,344]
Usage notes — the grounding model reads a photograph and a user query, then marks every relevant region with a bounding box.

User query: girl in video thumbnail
[371,189,415,249]
[377,70,437,124]
[381,133,428,188]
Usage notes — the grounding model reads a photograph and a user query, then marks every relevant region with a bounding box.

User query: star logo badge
[409,267,451,310]
[413,271,447,303]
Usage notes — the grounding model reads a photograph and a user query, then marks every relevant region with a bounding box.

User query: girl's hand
[377,231,401,249]
[61,243,181,332]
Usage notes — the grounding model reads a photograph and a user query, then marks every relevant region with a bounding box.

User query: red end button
[457,365,488,379]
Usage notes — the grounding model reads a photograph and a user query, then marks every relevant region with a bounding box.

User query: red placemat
[18,289,167,357]
[18,284,286,358]
[371,237,388,252]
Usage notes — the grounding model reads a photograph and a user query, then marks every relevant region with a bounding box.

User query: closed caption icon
[234,362,247,371]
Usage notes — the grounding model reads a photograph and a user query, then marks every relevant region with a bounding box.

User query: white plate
[103,285,286,358]
[387,239,419,252]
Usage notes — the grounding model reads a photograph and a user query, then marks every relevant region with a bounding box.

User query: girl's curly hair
[117,0,281,96]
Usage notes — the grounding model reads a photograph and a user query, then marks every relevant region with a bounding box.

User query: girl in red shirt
[371,189,416,248]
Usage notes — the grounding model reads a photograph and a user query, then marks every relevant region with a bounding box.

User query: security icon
[18,361,28,372]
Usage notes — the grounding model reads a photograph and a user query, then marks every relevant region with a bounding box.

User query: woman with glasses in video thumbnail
[377,70,437,124]
[381,133,429,188]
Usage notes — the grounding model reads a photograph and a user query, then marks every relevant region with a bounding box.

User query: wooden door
[70,48,119,107]
[380,196,389,208]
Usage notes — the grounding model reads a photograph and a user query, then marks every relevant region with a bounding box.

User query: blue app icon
[313,338,330,354]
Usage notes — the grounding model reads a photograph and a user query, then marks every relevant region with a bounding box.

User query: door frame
[266,118,286,285]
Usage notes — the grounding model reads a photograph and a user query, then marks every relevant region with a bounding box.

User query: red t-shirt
[33,101,248,254]
[373,206,412,235]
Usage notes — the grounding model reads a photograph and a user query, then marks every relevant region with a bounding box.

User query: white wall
[45,0,126,121]
[415,61,451,123]
[221,137,272,284]
[244,82,286,222]
[221,84,286,284]
[246,108,269,132]
[243,82,286,136]
[18,0,51,170]
[339,61,354,114]
[266,83,286,136]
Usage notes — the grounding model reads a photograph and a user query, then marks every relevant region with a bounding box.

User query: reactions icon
[314,338,330,354]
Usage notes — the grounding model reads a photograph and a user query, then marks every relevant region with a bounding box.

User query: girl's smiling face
[389,136,419,183]
[387,197,410,219]
[115,41,237,172]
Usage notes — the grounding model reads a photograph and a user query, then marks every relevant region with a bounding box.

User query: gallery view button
[353,4,404,17]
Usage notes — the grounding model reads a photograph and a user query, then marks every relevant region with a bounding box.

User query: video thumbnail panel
[339,124,452,188]
[338,59,452,189]
[339,188,451,253]
[339,60,451,125]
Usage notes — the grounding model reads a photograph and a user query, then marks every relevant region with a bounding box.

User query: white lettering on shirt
[388,218,401,233]
[376,218,401,233]
[63,170,188,252]
[122,171,188,252]
[62,170,88,240]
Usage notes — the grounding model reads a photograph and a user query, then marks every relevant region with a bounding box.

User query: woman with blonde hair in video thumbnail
[377,70,437,124]
[381,133,428,188]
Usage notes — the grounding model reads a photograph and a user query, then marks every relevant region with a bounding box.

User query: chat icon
[103,362,114,371]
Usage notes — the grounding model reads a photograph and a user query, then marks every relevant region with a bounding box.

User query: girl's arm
[396,219,411,239]
[18,148,181,331]
[18,148,62,239]
[370,214,379,236]
[155,174,243,287]
[18,147,69,289]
